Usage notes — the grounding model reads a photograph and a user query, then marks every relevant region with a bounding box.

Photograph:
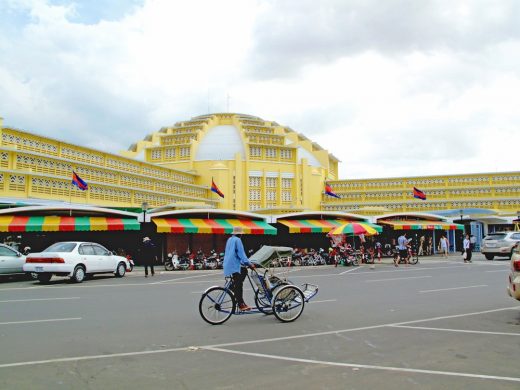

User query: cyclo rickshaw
[199,246,318,324]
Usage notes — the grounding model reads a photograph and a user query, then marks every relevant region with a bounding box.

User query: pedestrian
[427,236,433,256]
[438,234,449,258]
[470,234,477,251]
[396,232,409,267]
[463,233,472,263]
[418,235,425,256]
[223,227,255,311]
[140,237,156,277]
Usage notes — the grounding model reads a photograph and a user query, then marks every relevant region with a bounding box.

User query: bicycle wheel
[271,285,305,323]
[409,255,419,265]
[254,290,273,315]
[199,287,235,325]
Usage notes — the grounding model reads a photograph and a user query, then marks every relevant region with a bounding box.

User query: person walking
[395,232,409,267]
[463,233,472,263]
[438,234,449,258]
[223,227,255,311]
[140,237,156,277]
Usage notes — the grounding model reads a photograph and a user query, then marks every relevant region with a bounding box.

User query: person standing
[223,227,255,311]
[396,232,408,267]
[140,237,156,277]
[427,236,433,256]
[439,234,449,258]
[463,233,472,263]
[418,235,425,256]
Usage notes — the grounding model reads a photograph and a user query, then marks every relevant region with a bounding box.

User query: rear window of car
[484,234,507,240]
[43,242,77,252]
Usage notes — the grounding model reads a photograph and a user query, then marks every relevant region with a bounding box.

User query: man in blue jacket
[223,227,255,311]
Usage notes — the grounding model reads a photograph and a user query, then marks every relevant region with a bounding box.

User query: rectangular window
[265,148,276,158]
[249,177,261,187]
[266,177,277,188]
[250,146,262,158]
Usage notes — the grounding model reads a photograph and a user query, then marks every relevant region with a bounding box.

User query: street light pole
[141,202,149,224]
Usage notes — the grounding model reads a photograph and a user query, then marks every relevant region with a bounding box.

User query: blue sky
[1,0,519,179]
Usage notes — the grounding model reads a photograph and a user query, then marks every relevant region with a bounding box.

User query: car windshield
[43,242,77,252]
[484,234,507,240]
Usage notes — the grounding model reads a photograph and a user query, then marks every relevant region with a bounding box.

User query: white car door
[92,244,113,272]
[78,243,99,273]
[0,245,24,274]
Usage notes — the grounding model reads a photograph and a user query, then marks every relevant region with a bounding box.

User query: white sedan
[0,244,26,276]
[23,241,130,283]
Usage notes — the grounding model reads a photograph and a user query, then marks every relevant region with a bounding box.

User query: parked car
[0,243,26,277]
[480,232,520,260]
[23,241,130,283]
[507,243,520,301]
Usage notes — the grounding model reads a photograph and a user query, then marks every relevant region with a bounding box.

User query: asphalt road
[1,253,519,389]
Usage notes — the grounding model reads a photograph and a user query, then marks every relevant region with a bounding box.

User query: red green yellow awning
[0,216,140,232]
[379,220,464,230]
[152,218,276,235]
[278,219,356,233]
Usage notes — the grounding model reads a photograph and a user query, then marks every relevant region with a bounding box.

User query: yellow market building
[0,112,519,255]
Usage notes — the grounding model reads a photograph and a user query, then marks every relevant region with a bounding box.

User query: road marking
[0,297,80,303]
[203,347,520,383]
[365,275,432,283]
[148,273,215,285]
[390,325,520,337]
[0,317,81,325]
[1,306,518,369]
[339,267,362,275]
[419,285,488,293]
[0,346,188,368]
[485,269,509,273]
[311,299,337,304]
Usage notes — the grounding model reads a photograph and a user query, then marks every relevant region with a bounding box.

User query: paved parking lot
[1,254,519,389]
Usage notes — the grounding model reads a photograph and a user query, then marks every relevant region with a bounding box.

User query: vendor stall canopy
[379,220,463,230]
[0,216,140,232]
[152,218,276,235]
[278,219,380,234]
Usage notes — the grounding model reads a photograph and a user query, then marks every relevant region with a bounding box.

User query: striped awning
[278,219,354,233]
[0,216,140,232]
[152,218,276,235]
[379,220,464,231]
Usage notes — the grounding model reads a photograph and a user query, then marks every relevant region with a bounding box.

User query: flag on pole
[72,171,88,191]
[413,187,426,200]
[211,179,224,198]
[325,183,340,198]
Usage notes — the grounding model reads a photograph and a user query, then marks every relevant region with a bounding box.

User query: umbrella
[328,222,382,236]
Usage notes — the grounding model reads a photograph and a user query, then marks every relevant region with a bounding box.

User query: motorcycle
[164,250,179,271]
[204,249,219,270]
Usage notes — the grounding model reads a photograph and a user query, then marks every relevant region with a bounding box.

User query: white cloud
[0,0,519,179]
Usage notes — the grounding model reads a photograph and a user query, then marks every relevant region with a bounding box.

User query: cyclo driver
[223,227,255,311]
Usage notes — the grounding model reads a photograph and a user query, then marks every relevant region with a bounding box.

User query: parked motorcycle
[164,250,179,271]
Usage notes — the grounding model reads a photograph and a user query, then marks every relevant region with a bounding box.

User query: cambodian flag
[211,179,224,198]
[413,187,426,200]
[72,171,88,191]
[325,184,340,198]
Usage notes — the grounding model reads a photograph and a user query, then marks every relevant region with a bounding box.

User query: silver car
[481,232,520,260]
[0,244,26,276]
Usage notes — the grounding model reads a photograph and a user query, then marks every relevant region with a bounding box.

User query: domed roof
[194,125,245,161]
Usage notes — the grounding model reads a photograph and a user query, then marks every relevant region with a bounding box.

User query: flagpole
[69,169,73,217]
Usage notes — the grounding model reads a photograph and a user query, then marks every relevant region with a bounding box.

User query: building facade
[0,114,519,219]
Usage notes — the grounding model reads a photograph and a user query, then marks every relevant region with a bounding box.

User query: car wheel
[115,262,126,278]
[37,273,52,284]
[484,254,494,261]
[71,265,86,283]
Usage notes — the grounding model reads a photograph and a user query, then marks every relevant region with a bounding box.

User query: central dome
[194,125,245,161]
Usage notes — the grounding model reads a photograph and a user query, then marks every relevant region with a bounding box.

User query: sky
[1,0,519,180]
